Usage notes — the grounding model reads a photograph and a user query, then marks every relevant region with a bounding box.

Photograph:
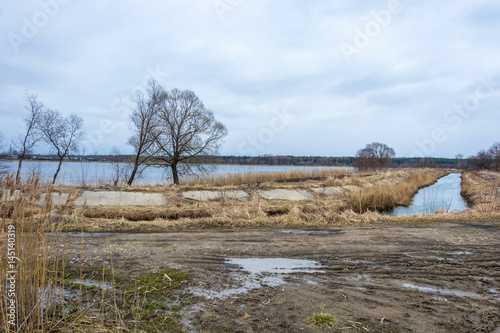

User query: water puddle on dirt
[274,229,341,236]
[400,282,483,299]
[65,232,112,238]
[386,173,469,216]
[191,258,323,299]
[69,279,113,290]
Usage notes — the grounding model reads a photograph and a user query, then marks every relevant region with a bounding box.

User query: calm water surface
[386,173,469,216]
[2,161,352,185]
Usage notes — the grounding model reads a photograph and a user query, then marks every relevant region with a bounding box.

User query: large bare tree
[127,80,165,185]
[39,110,85,184]
[15,93,45,184]
[153,88,227,185]
[354,142,395,170]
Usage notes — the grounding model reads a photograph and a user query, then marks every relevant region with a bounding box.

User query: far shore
[0,158,352,168]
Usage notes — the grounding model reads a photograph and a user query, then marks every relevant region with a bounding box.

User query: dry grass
[1,173,68,332]
[0,173,190,332]
[347,169,448,213]
[461,170,500,212]
[18,168,467,234]
[180,168,351,187]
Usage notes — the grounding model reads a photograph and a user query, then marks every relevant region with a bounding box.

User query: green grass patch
[137,269,191,295]
[307,312,338,328]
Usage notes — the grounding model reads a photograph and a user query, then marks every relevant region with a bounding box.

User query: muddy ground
[63,222,500,332]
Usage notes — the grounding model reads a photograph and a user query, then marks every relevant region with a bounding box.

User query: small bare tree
[455,153,464,169]
[488,142,500,171]
[127,80,164,186]
[154,88,227,185]
[354,142,395,170]
[109,146,130,186]
[39,110,85,184]
[0,131,6,177]
[15,93,45,184]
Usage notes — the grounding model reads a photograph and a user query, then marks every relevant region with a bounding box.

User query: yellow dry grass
[461,170,500,212]
[347,169,448,213]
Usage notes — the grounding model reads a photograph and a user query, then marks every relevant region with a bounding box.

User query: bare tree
[109,146,130,186]
[0,131,6,177]
[455,153,464,169]
[39,110,85,184]
[488,142,500,171]
[354,142,395,170]
[15,93,45,184]
[153,88,227,185]
[127,80,164,186]
[469,150,492,170]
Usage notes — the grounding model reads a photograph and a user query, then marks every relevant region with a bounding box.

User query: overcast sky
[1,0,499,158]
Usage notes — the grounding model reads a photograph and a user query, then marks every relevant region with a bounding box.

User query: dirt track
[64,222,500,332]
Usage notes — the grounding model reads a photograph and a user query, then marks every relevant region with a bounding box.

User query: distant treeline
[0,153,466,169]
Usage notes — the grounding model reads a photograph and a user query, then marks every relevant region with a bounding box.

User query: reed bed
[347,169,447,213]
[461,170,500,212]
[181,168,351,187]
[0,173,68,332]
[0,173,189,332]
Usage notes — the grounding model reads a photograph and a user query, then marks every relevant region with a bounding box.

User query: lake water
[1,161,351,185]
[386,173,469,216]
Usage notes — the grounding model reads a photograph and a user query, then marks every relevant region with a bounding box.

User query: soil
[63,221,500,332]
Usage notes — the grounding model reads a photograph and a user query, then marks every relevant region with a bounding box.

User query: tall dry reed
[182,168,351,186]
[347,169,447,213]
[0,172,69,332]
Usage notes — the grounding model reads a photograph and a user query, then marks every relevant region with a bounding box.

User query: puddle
[403,250,472,262]
[69,279,113,290]
[227,258,322,274]
[450,251,472,255]
[65,232,112,238]
[274,229,340,236]
[191,258,323,300]
[400,282,483,298]
[348,274,372,282]
[341,259,377,267]
[42,286,80,310]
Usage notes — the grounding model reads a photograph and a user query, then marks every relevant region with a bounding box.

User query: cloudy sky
[1,0,499,158]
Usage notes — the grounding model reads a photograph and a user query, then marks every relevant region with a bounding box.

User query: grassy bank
[51,168,480,232]
[461,170,500,212]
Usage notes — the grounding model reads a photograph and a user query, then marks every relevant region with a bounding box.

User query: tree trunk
[171,163,179,185]
[52,157,64,185]
[16,153,25,184]
[127,160,139,186]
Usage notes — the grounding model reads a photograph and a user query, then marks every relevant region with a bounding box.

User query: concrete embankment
[3,185,360,206]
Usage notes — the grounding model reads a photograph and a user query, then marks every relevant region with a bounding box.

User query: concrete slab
[182,190,249,202]
[73,191,166,206]
[341,185,361,192]
[38,193,71,206]
[255,189,315,201]
[1,190,70,206]
[311,187,345,196]
[1,189,20,202]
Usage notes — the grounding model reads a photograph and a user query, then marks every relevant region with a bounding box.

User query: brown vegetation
[0,173,190,332]
[461,170,500,212]
[347,169,447,213]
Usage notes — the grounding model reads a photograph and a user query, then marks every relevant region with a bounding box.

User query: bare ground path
[64,221,500,332]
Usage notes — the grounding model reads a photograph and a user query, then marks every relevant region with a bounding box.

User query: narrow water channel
[386,173,469,216]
